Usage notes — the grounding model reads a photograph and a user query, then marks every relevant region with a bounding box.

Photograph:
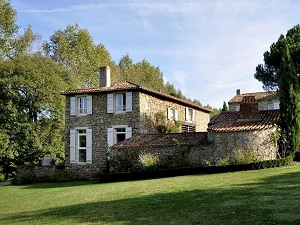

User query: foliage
[221,101,228,111]
[278,41,300,156]
[138,152,159,171]
[154,111,181,133]
[254,24,300,90]
[0,54,68,180]
[44,23,119,88]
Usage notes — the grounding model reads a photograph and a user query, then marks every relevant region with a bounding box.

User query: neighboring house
[207,89,280,162]
[228,89,279,112]
[61,66,212,178]
[110,89,281,172]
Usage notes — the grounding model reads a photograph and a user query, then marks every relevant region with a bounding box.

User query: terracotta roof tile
[208,110,280,132]
[61,81,213,113]
[228,91,279,104]
[110,132,209,149]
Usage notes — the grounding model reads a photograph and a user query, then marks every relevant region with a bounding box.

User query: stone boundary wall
[15,166,57,184]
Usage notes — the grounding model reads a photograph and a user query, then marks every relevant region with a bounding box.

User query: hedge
[99,155,294,183]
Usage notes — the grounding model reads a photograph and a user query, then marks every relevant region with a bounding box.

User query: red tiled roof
[228,91,279,104]
[110,132,209,149]
[61,81,213,113]
[208,110,280,132]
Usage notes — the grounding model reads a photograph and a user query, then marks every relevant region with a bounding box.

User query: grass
[1,163,300,225]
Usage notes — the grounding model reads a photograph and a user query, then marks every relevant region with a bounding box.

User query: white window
[70,128,92,164]
[235,105,240,111]
[107,127,132,147]
[268,103,274,110]
[70,95,92,116]
[107,92,132,113]
[185,108,195,122]
[167,107,174,120]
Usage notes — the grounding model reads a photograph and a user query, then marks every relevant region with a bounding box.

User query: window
[107,127,132,147]
[78,97,87,114]
[116,94,126,112]
[182,124,196,133]
[268,102,280,110]
[185,108,194,121]
[235,105,240,111]
[168,108,178,121]
[70,128,92,164]
[70,95,92,116]
[78,130,87,162]
[107,92,132,113]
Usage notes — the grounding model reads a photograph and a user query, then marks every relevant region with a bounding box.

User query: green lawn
[1,164,300,225]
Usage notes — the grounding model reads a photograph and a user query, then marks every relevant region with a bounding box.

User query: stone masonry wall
[208,128,277,163]
[139,92,210,133]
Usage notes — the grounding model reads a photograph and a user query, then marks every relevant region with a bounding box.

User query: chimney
[236,89,241,95]
[100,66,111,87]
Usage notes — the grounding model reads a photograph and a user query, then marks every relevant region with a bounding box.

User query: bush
[138,152,159,171]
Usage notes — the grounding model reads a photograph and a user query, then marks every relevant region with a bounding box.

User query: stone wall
[15,166,57,184]
[208,128,277,163]
[139,92,210,133]
[109,128,278,172]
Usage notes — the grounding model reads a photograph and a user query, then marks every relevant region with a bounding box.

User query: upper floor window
[235,105,240,111]
[167,107,178,121]
[185,107,194,122]
[70,95,92,116]
[116,93,126,112]
[107,92,132,113]
[268,102,280,110]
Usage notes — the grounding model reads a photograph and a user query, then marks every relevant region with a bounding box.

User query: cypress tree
[279,40,300,156]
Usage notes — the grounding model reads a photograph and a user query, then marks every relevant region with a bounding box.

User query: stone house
[61,66,213,178]
[110,89,280,172]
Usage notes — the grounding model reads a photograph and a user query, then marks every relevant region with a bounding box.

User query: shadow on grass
[19,180,100,189]
[3,170,300,225]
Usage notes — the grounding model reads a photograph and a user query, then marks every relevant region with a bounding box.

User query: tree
[0,54,68,180]
[254,24,300,90]
[278,41,300,156]
[0,0,18,59]
[222,101,228,111]
[44,24,120,88]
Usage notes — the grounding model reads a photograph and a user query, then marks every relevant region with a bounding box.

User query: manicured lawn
[1,164,300,225]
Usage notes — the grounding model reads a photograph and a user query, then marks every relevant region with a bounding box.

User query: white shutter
[192,109,195,121]
[107,93,114,113]
[70,129,76,163]
[125,127,132,139]
[126,92,132,112]
[107,128,114,147]
[274,102,280,109]
[185,107,189,121]
[87,95,92,114]
[86,129,92,164]
[70,97,76,116]
[174,109,178,121]
[167,107,172,120]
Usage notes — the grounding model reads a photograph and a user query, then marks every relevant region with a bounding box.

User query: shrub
[138,152,159,171]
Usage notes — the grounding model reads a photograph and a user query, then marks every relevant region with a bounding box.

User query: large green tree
[254,24,300,90]
[0,54,68,180]
[278,41,300,156]
[44,24,120,88]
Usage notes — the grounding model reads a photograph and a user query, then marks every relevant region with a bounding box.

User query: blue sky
[10,0,300,108]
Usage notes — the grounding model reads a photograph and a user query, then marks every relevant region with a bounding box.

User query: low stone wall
[15,165,57,184]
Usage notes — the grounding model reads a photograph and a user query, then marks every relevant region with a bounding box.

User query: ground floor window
[182,124,196,133]
[70,128,92,164]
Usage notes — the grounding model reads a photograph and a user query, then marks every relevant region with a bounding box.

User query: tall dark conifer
[279,40,300,156]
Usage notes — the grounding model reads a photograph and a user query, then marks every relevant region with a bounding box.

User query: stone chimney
[100,66,111,87]
[236,89,241,95]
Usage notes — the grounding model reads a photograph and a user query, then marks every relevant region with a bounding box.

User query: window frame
[70,128,92,164]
